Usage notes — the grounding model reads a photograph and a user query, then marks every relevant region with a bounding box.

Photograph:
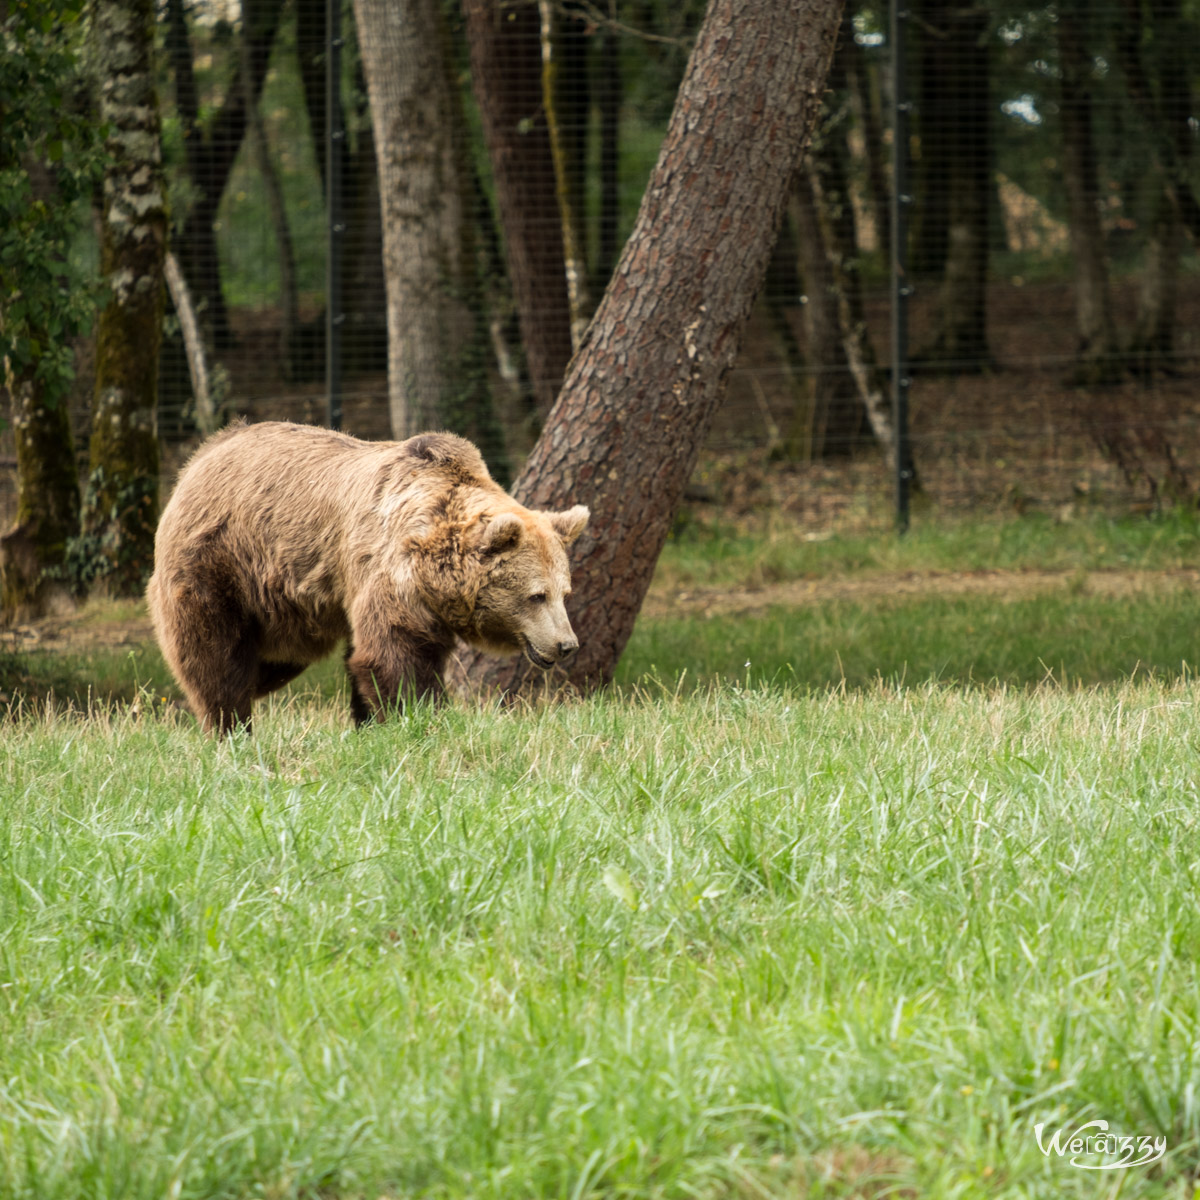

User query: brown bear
[146,421,589,734]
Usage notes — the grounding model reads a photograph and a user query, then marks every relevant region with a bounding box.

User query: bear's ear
[478,512,524,556]
[548,505,590,546]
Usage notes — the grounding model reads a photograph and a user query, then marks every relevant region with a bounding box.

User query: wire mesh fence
[5,0,1200,533]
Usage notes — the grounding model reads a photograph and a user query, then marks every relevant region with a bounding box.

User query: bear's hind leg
[153,574,259,736]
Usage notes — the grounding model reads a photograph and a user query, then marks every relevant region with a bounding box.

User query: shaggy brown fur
[147,421,589,734]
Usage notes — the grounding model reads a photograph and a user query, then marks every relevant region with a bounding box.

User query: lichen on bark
[80,0,167,596]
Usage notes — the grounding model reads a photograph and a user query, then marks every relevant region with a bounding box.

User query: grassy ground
[3,512,1200,1198]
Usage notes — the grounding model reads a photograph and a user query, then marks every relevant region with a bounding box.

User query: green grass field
[3,513,1200,1198]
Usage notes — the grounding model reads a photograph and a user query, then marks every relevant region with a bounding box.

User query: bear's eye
[529,592,547,605]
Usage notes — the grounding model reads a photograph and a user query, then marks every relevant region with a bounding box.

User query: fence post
[890,0,913,531]
[326,0,345,431]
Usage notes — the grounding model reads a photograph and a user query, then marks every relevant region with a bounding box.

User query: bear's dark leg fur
[254,661,308,698]
[154,564,260,735]
[345,634,448,725]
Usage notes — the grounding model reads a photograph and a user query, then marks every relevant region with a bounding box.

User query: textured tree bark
[1058,4,1120,382]
[0,372,80,620]
[449,0,844,699]
[82,0,168,597]
[354,0,505,474]
[463,0,574,416]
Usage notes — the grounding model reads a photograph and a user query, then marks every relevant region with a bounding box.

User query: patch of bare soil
[7,567,1195,658]
[0,607,154,655]
[640,566,1200,620]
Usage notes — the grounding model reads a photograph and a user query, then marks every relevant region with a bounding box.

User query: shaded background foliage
[5,0,1200,559]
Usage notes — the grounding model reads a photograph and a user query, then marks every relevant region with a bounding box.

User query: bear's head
[462,504,590,667]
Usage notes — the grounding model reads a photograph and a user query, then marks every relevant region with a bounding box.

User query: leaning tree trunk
[450,0,845,699]
[463,0,574,417]
[1058,4,1120,383]
[82,0,168,597]
[354,0,506,475]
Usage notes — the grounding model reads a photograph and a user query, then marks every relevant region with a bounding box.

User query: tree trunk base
[0,524,77,625]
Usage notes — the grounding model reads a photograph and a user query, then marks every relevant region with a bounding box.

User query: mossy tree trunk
[450,0,845,699]
[354,0,507,477]
[1,371,80,620]
[82,0,168,597]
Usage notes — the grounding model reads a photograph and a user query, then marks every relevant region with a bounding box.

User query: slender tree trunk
[910,0,951,278]
[596,11,622,287]
[790,164,863,457]
[241,18,299,380]
[296,0,387,376]
[845,25,889,265]
[764,211,811,457]
[1058,4,1120,382]
[463,0,574,417]
[354,0,506,475]
[0,372,80,620]
[450,0,845,699]
[922,1,991,369]
[82,0,168,597]
[539,0,592,346]
[1132,188,1181,374]
[1117,0,1188,374]
[168,0,286,351]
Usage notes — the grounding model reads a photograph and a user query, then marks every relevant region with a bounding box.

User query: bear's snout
[557,636,579,662]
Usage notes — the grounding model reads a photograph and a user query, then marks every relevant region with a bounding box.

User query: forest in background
[4,0,1200,616]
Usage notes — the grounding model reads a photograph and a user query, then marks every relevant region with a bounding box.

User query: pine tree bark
[463,0,574,416]
[1058,3,1120,382]
[450,0,845,699]
[82,0,168,597]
